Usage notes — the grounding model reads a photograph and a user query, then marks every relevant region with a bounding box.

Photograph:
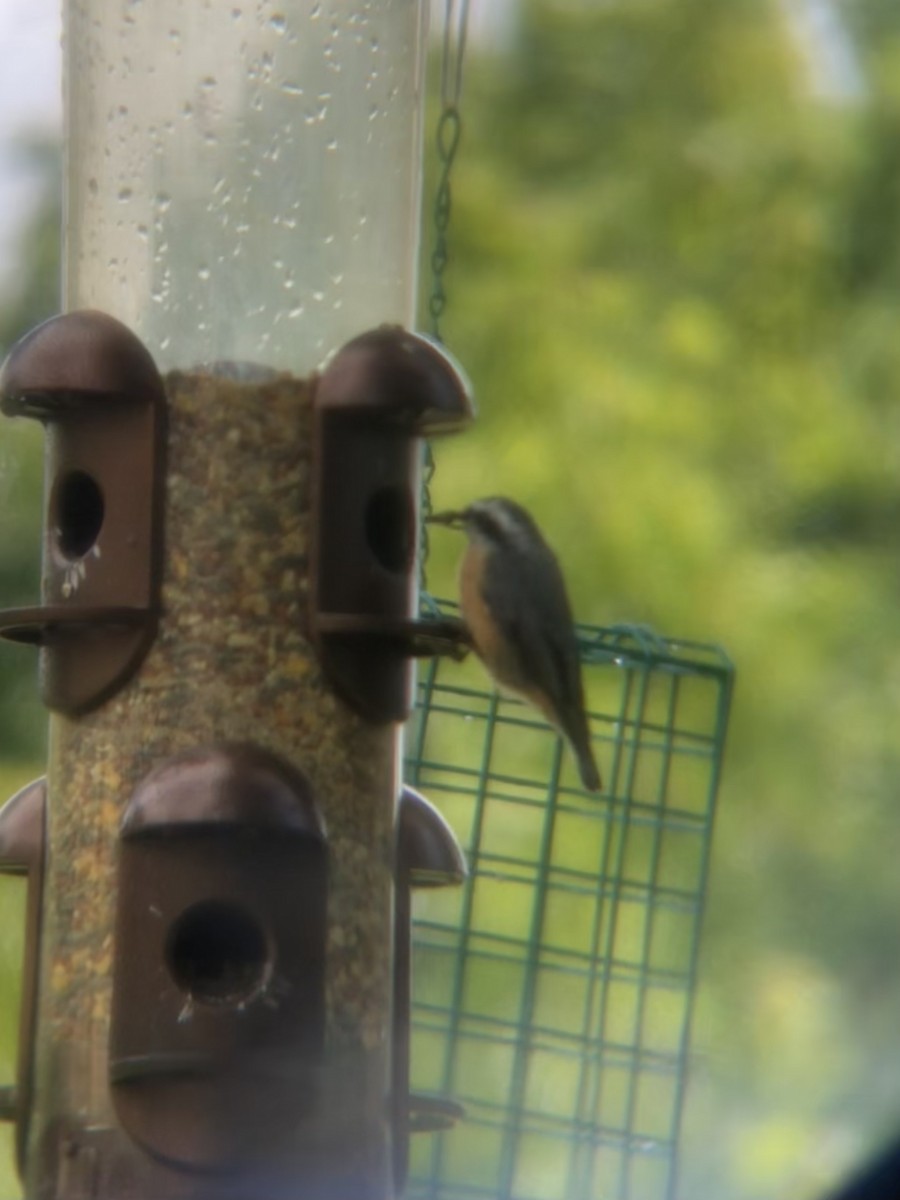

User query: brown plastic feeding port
[0,777,46,1175]
[109,743,327,1172]
[310,326,475,723]
[392,785,467,1190]
[0,310,166,714]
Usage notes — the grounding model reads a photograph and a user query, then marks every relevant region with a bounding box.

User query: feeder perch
[0,310,166,714]
[392,785,467,1191]
[310,326,474,722]
[110,743,327,1173]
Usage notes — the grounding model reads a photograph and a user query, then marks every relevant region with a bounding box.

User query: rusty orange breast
[458,540,525,693]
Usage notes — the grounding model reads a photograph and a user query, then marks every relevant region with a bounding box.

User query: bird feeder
[0,3,473,1198]
[0,3,736,1198]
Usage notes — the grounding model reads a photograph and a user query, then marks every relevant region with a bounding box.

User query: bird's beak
[427,509,466,529]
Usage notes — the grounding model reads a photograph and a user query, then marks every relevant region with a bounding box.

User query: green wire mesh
[403,602,734,1200]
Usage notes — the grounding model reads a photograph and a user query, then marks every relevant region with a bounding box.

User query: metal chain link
[421,0,470,597]
[428,106,462,339]
[428,0,470,343]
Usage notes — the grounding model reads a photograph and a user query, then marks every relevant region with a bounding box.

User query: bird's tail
[562,703,602,793]
[573,739,602,793]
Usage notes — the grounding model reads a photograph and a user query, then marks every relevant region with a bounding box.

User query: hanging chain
[428,0,470,343]
[421,0,470,599]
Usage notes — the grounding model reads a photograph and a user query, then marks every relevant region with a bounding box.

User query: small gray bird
[430,497,602,792]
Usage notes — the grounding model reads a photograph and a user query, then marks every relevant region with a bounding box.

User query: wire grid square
[403,616,733,1200]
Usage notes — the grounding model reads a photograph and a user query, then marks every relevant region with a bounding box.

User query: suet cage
[404,602,734,1200]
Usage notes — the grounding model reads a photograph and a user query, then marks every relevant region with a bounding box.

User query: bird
[429,497,602,792]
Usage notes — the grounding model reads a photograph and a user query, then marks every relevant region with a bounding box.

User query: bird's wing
[484,543,583,725]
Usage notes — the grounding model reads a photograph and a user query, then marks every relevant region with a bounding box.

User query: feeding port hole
[53,469,105,560]
[166,900,271,1006]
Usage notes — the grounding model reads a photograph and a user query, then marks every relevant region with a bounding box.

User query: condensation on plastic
[63,0,428,372]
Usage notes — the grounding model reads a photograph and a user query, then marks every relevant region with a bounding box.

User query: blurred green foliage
[0,135,58,767]
[0,764,38,1200]
[419,1,900,1197]
[2,0,900,1197]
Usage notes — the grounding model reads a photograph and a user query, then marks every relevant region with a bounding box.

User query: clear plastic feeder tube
[64,0,428,371]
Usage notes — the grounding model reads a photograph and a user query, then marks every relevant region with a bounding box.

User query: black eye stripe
[470,510,512,541]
